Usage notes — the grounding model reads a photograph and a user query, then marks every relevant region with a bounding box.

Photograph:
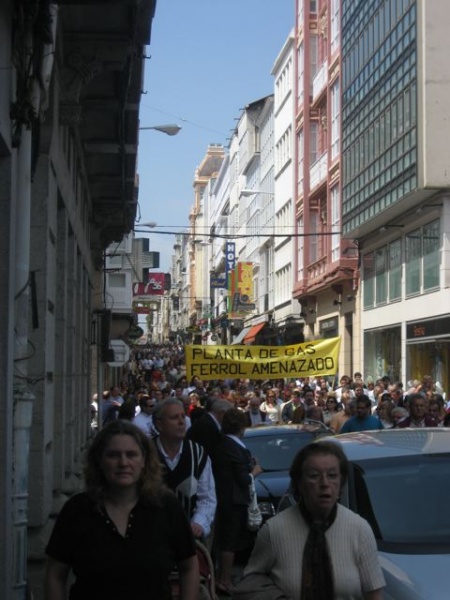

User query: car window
[350,455,450,545]
[245,432,316,471]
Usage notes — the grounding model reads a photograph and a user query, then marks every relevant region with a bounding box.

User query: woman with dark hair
[237,441,385,599]
[44,420,199,600]
[214,409,262,595]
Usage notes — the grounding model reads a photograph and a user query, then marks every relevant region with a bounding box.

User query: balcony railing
[309,151,328,190]
[312,61,327,101]
[307,256,328,282]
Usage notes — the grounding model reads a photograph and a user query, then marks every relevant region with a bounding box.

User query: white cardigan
[244,503,385,599]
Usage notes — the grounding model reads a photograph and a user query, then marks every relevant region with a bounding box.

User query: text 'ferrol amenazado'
[185,337,341,381]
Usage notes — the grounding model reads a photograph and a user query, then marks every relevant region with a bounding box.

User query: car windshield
[351,454,450,546]
[244,431,318,471]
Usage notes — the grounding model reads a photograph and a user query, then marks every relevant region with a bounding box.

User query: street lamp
[140,221,158,228]
[139,124,182,136]
[240,188,274,197]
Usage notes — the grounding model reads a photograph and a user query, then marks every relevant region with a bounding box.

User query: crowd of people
[45,342,449,598]
[90,345,450,437]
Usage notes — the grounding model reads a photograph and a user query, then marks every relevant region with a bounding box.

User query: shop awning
[231,326,252,345]
[243,322,267,344]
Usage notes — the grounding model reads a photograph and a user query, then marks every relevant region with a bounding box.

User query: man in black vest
[153,398,217,539]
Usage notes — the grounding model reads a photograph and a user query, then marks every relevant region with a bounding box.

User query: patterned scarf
[299,502,337,600]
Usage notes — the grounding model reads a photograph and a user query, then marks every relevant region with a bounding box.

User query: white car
[326,429,450,599]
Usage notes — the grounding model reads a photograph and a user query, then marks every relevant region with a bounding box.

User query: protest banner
[185,337,341,381]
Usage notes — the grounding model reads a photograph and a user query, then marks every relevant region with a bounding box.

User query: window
[310,122,319,164]
[388,239,402,301]
[297,216,304,280]
[423,220,440,290]
[330,0,340,54]
[363,252,374,309]
[330,185,340,261]
[375,246,387,304]
[310,211,319,263]
[405,229,421,296]
[108,273,126,288]
[331,80,340,159]
[298,42,304,105]
[298,129,304,195]
[310,34,319,83]
[298,0,304,26]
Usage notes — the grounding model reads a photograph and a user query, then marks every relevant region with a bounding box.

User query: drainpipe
[13,120,36,599]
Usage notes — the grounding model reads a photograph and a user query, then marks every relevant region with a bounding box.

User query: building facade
[272,30,305,345]
[0,1,156,597]
[341,0,450,391]
[293,0,359,378]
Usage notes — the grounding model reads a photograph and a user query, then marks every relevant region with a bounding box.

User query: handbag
[247,474,263,531]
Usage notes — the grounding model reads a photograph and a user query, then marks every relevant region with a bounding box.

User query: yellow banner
[185,337,341,381]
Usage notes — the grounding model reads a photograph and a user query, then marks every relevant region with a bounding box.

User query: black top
[215,436,253,506]
[46,491,196,600]
[186,413,222,466]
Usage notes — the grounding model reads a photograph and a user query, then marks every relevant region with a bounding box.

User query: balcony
[309,152,328,190]
[312,61,327,103]
[307,256,328,284]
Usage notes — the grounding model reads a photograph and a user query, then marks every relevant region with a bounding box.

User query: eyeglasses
[145,404,156,409]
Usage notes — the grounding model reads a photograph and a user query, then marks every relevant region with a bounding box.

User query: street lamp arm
[139,124,182,136]
[240,189,274,197]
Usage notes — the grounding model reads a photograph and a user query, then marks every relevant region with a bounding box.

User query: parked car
[279,429,450,599]
[243,422,333,519]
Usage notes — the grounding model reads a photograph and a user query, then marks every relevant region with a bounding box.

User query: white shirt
[133,412,156,437]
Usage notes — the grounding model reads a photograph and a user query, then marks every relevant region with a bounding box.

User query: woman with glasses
[236,441,384,599]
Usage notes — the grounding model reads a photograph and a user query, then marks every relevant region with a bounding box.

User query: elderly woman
[44,421,199,600]
[236,441,385,599]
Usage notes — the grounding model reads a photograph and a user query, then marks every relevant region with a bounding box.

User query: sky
[136,0,294,272]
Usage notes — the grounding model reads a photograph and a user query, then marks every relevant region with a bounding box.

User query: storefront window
[364,326,401,383]
[407,341,449,397]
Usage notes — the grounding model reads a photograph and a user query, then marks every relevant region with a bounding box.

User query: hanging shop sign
[229,261,256,317]
[185,336,341,380]
[225,242,236,287]
[132,273,165,296]
[210,276,227,289]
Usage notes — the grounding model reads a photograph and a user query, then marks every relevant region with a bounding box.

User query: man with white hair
[153,398,216,539]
